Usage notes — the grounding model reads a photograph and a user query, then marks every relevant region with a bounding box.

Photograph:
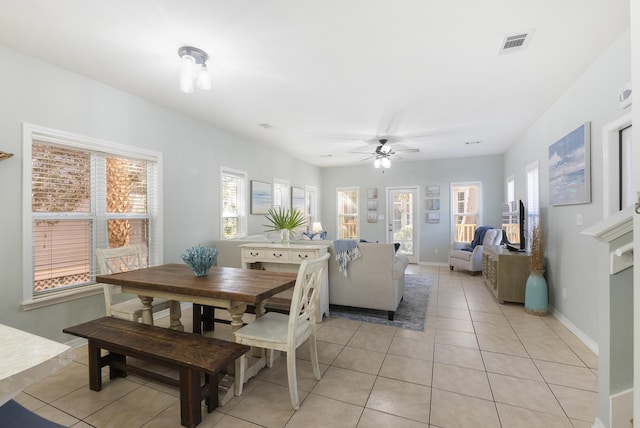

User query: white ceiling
[0,0,630,167]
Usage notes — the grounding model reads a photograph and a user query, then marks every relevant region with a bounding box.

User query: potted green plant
[263,207,306,245]
[525,222,548,315]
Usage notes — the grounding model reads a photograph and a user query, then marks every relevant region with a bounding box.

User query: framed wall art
[291,186,305,213]
[549,122,591,206]
[426,185,440,198]
[426,198,440,211]
[250,180,272,214]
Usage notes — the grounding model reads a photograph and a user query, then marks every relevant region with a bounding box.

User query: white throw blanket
[334,239,361,277]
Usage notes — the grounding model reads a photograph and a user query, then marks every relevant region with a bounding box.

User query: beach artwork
[549,123,591,206]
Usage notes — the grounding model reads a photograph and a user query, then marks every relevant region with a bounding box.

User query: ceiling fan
[353,139,419,168]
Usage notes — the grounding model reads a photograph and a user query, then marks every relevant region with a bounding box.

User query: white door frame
[385,186,419,263]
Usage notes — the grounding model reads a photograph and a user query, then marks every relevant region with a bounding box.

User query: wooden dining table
[96,263,297,404]
[96,263,297,332]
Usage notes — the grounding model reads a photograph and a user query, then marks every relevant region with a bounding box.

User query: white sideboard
[239,243,329,321]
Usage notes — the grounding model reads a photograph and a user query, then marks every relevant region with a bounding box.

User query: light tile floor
[14,265,598,427]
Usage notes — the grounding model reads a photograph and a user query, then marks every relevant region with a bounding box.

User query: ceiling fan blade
[394,148,420,153]
[360,155,375,161]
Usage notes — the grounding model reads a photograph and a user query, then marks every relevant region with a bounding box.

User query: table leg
[228,303,247,333]
[255,301,266,319]
[140,296,154,325]
[169,300,184,331]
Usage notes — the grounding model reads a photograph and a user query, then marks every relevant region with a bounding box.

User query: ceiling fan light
[380,145,391,154]
[180,55,196,93]
[373,158,381,168]
[381,157,391,168]
[197,64,211,90]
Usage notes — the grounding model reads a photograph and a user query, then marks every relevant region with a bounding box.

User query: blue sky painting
[548,123,591,206]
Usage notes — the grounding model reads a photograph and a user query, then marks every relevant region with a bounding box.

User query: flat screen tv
[500,199,526,251]
[518,199,526,250]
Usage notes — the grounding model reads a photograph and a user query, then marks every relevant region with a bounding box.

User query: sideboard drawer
[265,250,290,262]
[242,248,265,261]
[291,250,318,262]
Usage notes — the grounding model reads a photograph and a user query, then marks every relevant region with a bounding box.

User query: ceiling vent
[499,30,533,54]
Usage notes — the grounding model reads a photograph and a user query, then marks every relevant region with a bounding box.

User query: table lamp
[312,222,323,233]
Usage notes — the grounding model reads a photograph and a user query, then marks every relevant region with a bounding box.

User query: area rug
[328,274,432,331]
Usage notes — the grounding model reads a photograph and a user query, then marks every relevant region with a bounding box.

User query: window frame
[220,166,248,240]
[526,160,540,249]
[22,123,163,309]
[272,178,290,209]
[450,181,482,243]
[305,185,318,233]
[336,187,359,239]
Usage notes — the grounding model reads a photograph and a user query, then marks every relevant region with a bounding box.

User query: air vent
[499,30,533,54]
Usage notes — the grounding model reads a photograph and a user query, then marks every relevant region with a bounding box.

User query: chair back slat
[287,253,330,341]
[95,245,144,275]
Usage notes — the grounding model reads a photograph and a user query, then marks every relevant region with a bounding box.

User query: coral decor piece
[181,245,217,277]
[529,223,545,271]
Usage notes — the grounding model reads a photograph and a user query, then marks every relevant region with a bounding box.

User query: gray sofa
[210,236,409,319]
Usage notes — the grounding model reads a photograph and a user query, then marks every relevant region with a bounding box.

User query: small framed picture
[426,185,440,198]
[426,198,440,210]
[367,188,378,199]
[367,212,378,223]
[367,199,378,211]
[250,180,272,214]
[427,212,440,223]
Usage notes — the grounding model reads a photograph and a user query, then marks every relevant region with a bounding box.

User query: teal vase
[525,269,548,315]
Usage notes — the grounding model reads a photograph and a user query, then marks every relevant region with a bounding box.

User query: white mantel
[581,206,633,243]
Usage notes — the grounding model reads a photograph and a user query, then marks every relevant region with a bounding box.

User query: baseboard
[549,304,599,355]
[592,417,606,428]
[418,261,449,267]
[611,388,634,428]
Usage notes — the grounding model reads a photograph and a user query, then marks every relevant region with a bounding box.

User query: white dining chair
[95,245,172,321]
[233,253,330,409]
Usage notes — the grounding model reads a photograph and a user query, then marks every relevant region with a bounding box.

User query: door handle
[636,192,640,214]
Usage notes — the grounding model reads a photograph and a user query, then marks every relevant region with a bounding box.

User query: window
[221,167,247,239]
[506,175,515,206]
[272,178,290,209]
[337,187,358,239]
[305,185,317,232]
[620,125,633,210]
[23,124,161,303]
[526,161,540,246]
[451,182,482,243]
[603,112,633,217]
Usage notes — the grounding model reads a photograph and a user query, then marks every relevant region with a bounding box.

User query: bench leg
[204,373,219,414]
[179,367,201,428]
[88,342,102,391]
[109,353,127,379]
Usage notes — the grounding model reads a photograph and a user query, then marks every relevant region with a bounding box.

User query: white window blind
[221,168,247,239]
[337,187,358,239]
[27,129,160,297]
[526,161,540,243]
[451,182,482,243]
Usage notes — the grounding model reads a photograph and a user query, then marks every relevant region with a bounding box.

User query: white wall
[321,154,504,263]
[503,29,631,426]
[0,44,322,342]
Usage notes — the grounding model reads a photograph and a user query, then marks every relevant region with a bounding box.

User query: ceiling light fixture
[177,46,211,93]
[373,156,391,169]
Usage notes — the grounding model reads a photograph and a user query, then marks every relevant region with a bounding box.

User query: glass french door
[386,187,418,263]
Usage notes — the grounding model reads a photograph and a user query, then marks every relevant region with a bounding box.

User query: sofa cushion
[450,249,473,262]
[393,254,410,279]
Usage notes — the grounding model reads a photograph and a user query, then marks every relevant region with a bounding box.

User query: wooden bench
[63,317,249,428]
